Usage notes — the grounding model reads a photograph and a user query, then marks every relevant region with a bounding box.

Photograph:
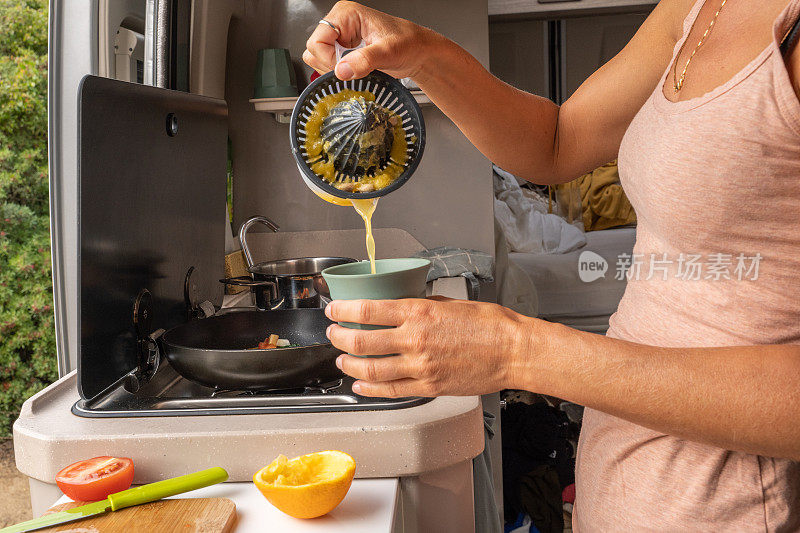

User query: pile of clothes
[556,160,637,232]
[494,166,587,255]
[494,161,637,252]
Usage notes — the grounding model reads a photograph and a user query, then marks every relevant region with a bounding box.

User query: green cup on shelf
[254,48,298,98]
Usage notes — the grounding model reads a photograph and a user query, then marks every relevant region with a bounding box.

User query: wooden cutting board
[39,498,237,532]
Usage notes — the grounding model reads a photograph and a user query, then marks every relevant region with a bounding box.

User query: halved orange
[253,450,356,519]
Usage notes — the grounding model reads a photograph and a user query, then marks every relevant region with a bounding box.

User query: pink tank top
[574,1,800,530]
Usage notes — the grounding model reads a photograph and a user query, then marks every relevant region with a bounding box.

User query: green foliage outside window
[0,0,56,436]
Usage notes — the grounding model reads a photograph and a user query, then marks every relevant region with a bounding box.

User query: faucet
[238,215,279,268]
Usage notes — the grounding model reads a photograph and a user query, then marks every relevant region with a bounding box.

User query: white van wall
[49,0,98,376]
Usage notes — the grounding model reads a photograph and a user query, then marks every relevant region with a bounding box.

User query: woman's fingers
[335,42,391,80]
[304,2,367,73]
[336,353,416,382]
[352,378,426,398]
[304,24,337,72]
[305,30,390,80]
[320,2,365,47]
[326,324,400,356]
[325,299,418,326]
[302,49,332,74]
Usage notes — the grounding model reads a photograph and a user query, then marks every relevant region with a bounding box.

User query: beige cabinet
[489,8,652,103]
[489,20,550,99]
[562,13,649,99]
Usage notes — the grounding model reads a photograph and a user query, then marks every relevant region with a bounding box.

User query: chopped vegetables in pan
[256,334,293,350]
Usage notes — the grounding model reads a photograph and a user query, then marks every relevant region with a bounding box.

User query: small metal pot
[221,216,356,310]
[248,256,357,309]
[220,275,281,310]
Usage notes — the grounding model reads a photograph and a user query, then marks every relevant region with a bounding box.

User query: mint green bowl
[322,258,431,301]
[322,258,431,354]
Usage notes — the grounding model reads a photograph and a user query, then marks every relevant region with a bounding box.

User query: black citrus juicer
[289,69,426,206]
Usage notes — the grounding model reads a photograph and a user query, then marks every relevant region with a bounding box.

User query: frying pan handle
[238,216,279,268]
[219,276,278,301]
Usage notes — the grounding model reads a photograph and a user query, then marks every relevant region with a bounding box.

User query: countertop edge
[14,372,485,483]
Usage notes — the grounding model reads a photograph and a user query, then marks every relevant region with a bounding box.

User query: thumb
[334,44,387,80]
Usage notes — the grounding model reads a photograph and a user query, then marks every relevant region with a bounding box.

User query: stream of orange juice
[350,198,378,274]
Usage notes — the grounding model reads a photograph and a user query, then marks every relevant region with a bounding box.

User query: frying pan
[160,309,343,390]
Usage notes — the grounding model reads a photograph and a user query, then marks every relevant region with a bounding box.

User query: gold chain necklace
[673,0,729,92]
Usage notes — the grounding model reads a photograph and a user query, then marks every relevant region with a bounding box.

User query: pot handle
[219,276,279,301]
[238,216,279,268]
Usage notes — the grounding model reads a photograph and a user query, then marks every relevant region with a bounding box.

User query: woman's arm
[324,298,800,461]
[304,0,692,183]
[519,322,800,461]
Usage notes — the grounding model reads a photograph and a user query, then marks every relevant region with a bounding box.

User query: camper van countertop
[13,370,483,484]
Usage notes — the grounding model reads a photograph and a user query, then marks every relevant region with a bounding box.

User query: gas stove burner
[210,387,304,398]
[305,378,343,394]
[209,378,344,398]
[72,363,430,418]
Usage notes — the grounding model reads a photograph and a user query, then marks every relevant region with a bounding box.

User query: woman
[304,0,800,530]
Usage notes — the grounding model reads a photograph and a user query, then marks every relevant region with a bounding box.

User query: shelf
[250,90,433,123]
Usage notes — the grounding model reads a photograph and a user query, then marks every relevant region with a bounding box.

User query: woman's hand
[324,297,539,398]
[303,1,440,81]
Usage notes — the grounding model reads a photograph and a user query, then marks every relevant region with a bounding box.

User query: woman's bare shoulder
[650,0,698,43]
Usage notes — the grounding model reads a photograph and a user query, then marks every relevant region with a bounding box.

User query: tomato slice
[55,456,134,502]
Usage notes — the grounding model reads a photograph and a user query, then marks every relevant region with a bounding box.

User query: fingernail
[336,61,354,80]
[352,382,362,393]
[335,355,343,369]
[326,324,333,338]
[325,303,334,319]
